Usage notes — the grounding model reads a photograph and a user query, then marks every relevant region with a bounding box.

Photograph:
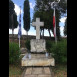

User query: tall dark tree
[9,0,18,35]
[9,0,14,16]
[9,12,18,34]
[23,0,30,35]
[9,0,14,35]
[64,18,67,36]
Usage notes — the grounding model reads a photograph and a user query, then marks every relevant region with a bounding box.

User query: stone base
[21,54,55,66]
[23,67,52,77]
[30,39,46,52]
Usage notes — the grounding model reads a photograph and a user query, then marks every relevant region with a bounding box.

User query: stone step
[21,54,55,66]
[22,53,51,59]
[23,67,52,77]
[24,75,52,77]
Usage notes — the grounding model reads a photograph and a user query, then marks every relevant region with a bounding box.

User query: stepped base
[23,67,52,77]
[21,54,55,66]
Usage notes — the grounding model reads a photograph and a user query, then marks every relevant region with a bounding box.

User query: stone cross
[32,18,44,39]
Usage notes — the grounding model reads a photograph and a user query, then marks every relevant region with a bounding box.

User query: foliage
[9,12,18,29]
[46,39,67,64]
[9,42,20,64]
[9,0,14,16]
[9,65,23,75]
[58,0,67,15]
[9,15,12,28]
[9,0,14,30]
[64,18,67,36]
[13,13,18,28]
[52,64,67,77]
[25,40,30,51]
[23,0,30,34]
[9,0,18,34]
[46,40,54,53]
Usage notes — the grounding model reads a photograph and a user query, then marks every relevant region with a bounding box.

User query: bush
[46,39,67,64]
[9,42,20,64]
[25,40,30,51]
[46,40,54,53]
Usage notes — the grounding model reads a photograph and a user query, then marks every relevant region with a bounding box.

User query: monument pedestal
[21,54,55,66]
[30,39,46,52]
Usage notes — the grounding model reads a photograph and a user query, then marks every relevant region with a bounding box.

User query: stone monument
[31,18,46,52]
[21,18,55,66]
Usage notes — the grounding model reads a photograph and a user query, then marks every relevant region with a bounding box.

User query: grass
[9,65,23,76]
[9,64,67,77]
[52,64,67,77]
[9,55,24,76]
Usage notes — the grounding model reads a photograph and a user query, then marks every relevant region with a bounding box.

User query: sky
[9,0,67,37]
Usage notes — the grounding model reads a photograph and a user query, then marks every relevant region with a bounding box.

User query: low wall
[9,34,55,47]
[9,34,55,40]
[9,34,66,47]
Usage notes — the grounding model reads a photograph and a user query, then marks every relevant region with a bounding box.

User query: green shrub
[9,42,20,64]
[46,39,67,64]
[25,40,30,51]
[46,40,54,53]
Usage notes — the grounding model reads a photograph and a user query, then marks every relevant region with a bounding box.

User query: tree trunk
[40,29,42,39]
[26,31,28,35]
[12,29,14,41]
[26,31,28,40]
[11,14,14,41]
[48,29,51,39]
[42,29,44,39]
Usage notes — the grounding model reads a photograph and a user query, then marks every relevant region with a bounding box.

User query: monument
[31,18,46,52]
[21,18,55,66]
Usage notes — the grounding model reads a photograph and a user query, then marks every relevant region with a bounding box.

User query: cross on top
[32,18,44,39]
